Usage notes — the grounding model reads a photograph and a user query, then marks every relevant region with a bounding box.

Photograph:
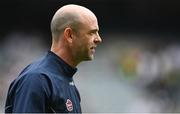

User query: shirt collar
[47,50,77,78]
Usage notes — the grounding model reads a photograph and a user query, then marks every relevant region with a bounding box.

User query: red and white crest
[66,99,73,112]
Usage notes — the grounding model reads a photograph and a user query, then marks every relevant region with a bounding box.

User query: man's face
[72,17,102,62]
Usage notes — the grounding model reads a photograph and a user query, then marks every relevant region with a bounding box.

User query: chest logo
[66,99,73,112]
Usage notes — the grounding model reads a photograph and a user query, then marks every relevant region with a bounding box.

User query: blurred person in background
[5,4,102,113]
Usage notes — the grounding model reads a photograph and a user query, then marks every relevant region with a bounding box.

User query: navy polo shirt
[5,51,81,113]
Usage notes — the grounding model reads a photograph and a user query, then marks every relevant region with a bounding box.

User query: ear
[64,27,73,43]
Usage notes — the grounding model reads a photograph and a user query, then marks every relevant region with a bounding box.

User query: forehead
[80,15,99,31]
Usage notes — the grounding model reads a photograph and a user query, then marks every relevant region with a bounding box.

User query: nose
[94,34,102,44]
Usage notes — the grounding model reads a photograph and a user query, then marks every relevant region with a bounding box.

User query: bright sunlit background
[1,0,180,113]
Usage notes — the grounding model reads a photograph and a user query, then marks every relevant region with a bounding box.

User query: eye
[89,29,98,35]
[90,32,95,35]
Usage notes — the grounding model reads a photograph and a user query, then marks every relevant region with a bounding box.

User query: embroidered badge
[66,99,73,112]
[69,81,74,86]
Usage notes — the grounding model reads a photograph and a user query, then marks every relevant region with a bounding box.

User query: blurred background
[1,0,180,113]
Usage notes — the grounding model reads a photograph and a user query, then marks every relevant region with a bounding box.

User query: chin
[88,55,94,60]
[84,55,94,61]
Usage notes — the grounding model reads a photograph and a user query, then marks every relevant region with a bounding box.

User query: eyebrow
[89,29,99,33]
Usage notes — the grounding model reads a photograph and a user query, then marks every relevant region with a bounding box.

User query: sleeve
[12,73,50,113]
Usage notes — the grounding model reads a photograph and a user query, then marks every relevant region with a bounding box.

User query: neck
[50,45,79,68]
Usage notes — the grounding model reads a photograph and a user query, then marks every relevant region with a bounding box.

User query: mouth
[90,46,96,53]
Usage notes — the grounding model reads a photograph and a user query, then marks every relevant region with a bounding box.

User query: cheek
[74,41,87,52]
[80,38,91,48]
[84,40,92,50]
[75,35,92,51]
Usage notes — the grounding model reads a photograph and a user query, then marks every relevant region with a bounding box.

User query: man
[5,4,102,113]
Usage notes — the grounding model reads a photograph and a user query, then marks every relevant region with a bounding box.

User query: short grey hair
[50,11,81,39]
